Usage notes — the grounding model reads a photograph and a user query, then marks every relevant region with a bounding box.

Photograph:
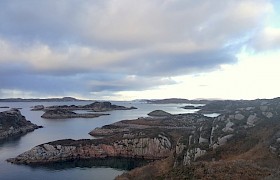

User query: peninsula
[0,109,42,141]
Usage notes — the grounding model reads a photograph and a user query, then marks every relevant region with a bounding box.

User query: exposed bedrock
[7,134,172,164]
[0,109,42,140]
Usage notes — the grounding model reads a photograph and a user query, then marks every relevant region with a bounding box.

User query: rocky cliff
[0,109,42,140]
[7,133,172,164]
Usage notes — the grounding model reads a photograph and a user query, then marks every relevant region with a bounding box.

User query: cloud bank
[0,0,276,99]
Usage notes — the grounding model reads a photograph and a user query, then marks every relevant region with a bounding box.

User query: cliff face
[0,109,41,140]
[174,99,280,165]
[7,134,172,164]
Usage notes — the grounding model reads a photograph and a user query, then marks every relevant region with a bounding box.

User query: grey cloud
[0,0,274,98]
[0,0,88,44]
[0,73,86,95]
[0,0,270,46]
[89,76,177,92]
[114,48,237,76]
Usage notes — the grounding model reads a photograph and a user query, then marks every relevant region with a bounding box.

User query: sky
[0,0,280,100]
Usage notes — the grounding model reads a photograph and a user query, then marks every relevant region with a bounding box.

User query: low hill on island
[147,110,171,117]
[32,101,137,112]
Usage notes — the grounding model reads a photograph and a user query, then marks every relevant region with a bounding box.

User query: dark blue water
[0,101,194,180]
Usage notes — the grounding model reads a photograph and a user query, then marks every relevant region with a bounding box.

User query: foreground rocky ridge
[0,109,42,141]
[7,97,280,179]
[118,98,280,179]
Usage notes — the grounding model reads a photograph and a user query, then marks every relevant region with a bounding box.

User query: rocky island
[0,109,42,141]
[32,101,137,112]
[0,106,9,109]
[146,98,210,104]
[147,110,171,117]
[7,97,280,179]
[181,105,201,109]
[41,109,109,119]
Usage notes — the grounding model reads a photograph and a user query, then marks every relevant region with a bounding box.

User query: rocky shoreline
[6,97,280,179]
[0,109,42,141]
[7,134,172,164]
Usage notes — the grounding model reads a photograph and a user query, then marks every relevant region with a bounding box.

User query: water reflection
[28,157,151,171]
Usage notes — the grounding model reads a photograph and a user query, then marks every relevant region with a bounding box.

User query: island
[0,106,9,109]
[147,110,171,117]
[146,98,210,104]
[41,109,109,119]
[0,97,84,102]
[7,97,280,179]
[181,105,201,109]
[31,101,137,112]
[0,109,42,141]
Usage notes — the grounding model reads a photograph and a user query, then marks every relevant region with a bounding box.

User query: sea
[0,101,215,180]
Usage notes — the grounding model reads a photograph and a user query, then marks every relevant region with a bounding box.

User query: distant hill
[0,97,86,102]
[145,98,211,104]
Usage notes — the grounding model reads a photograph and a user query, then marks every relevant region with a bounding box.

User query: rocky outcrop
[172,97,280,166]
[41,109,109,119]
[42,101,137,112]
[86,102,137,112]
[182,105,201,109]
[7,134,172,164]
[89,127,130,137]
[0,106,9,109]
[0,109,42,140]
[31,105,44,111]
[147,110,171,117]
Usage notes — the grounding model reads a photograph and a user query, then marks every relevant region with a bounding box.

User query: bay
[0,101,195,180]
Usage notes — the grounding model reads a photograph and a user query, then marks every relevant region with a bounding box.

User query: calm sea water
[0,101,198,180]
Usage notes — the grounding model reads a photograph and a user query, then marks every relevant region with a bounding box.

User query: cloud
[0,0,275,98]
[250,27,280,51]
[89,75,177,92]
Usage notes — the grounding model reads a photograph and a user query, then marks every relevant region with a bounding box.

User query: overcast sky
[0,0,280,100]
